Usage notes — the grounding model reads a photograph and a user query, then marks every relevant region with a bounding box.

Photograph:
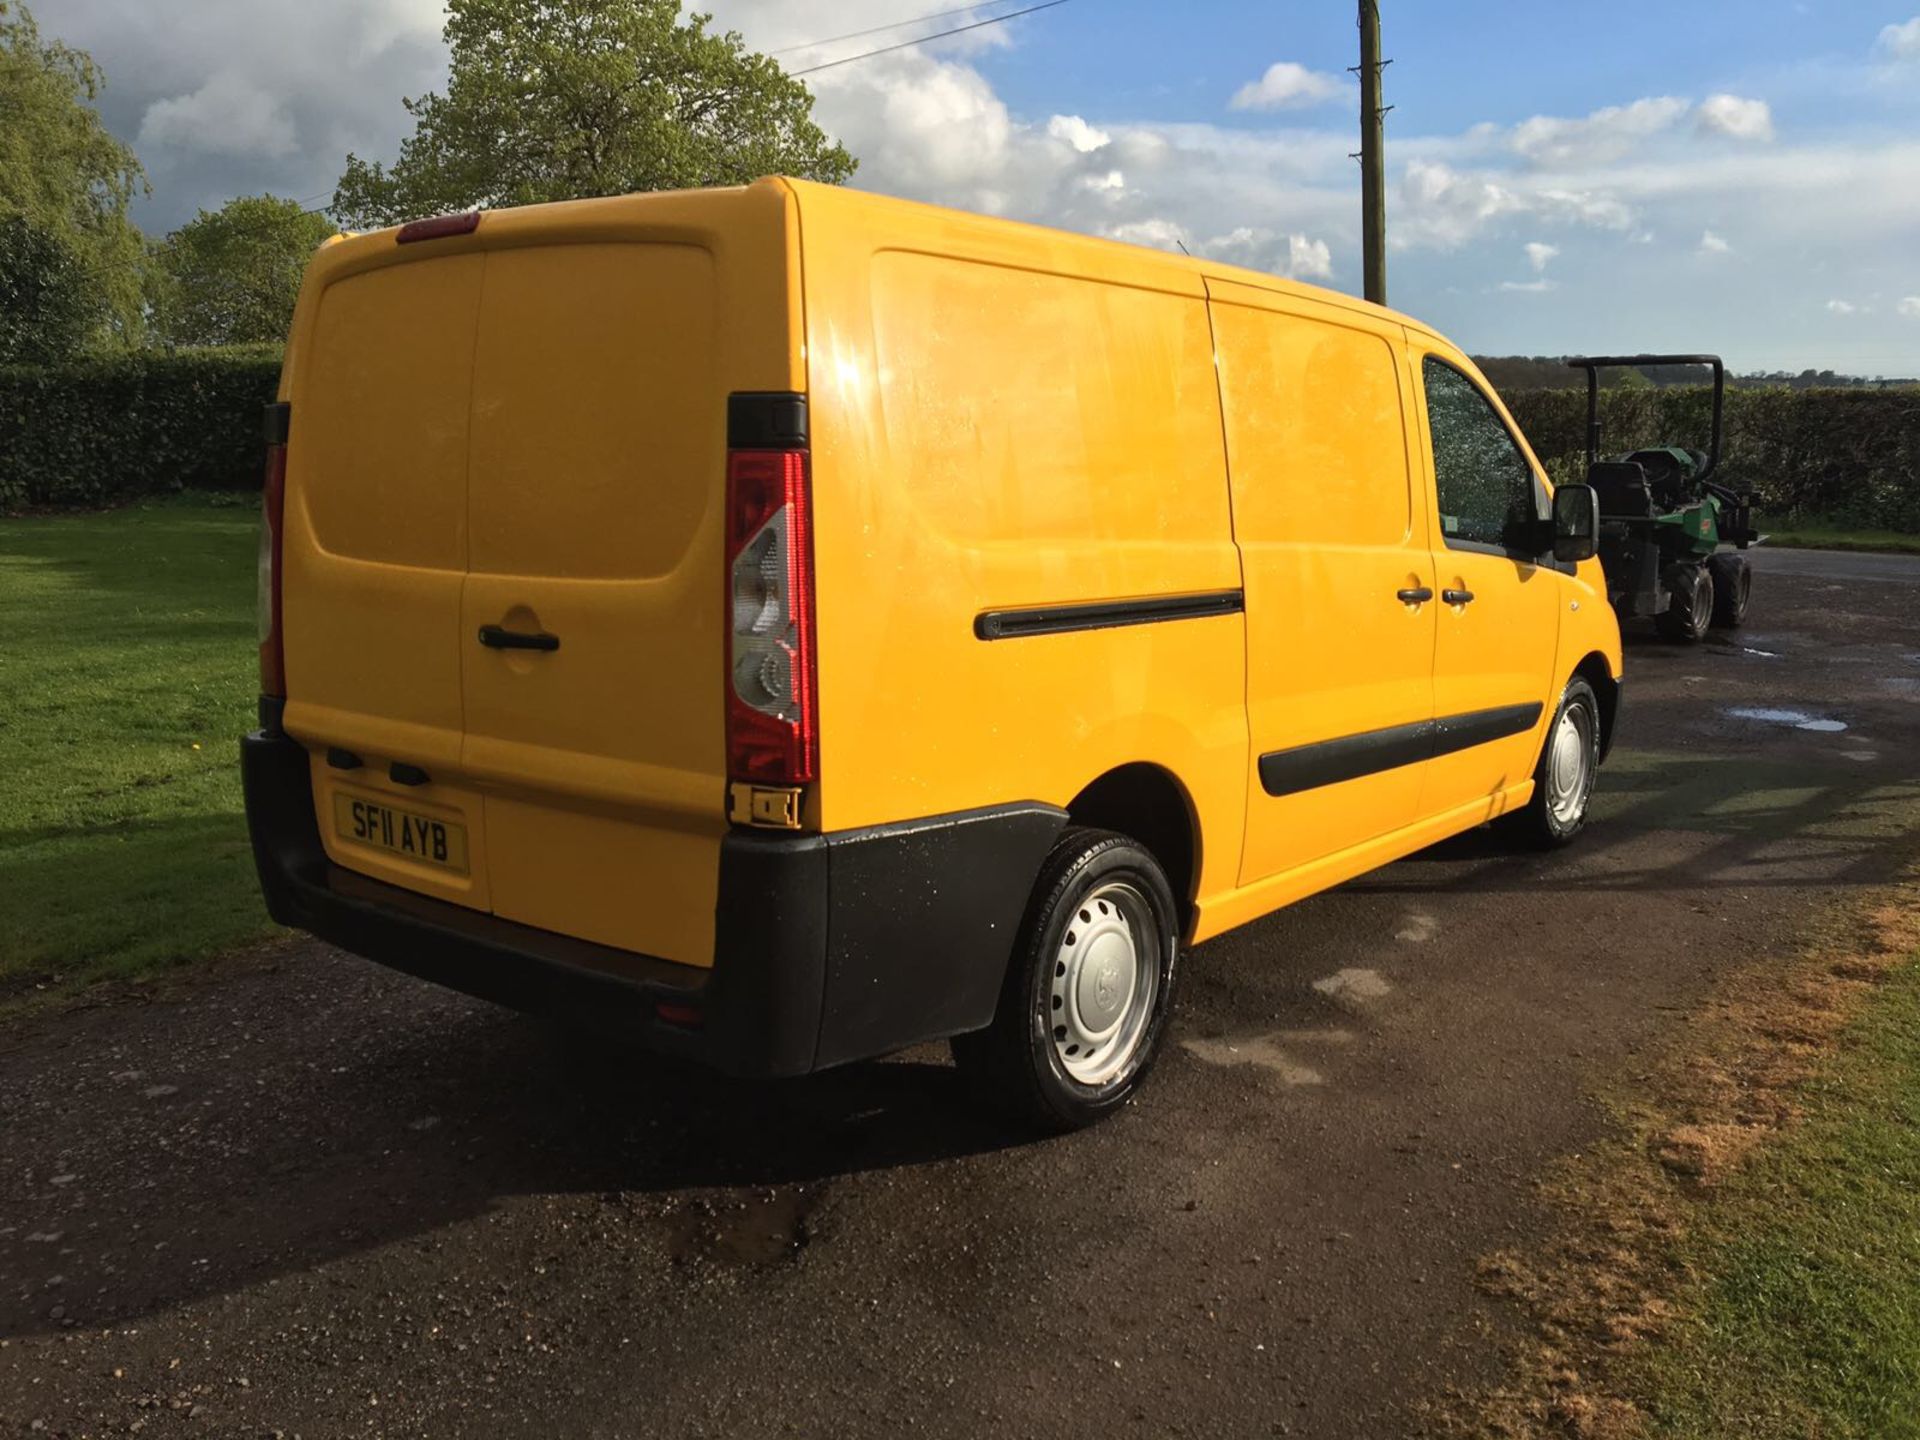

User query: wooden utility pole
[1357,1,1388,306]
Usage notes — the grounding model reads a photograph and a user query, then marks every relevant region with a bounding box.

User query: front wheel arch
[1571,651,1621,762]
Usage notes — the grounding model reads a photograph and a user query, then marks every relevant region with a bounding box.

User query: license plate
[333,792,469,874]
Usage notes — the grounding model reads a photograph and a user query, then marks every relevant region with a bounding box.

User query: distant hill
[1472,356,1919,392]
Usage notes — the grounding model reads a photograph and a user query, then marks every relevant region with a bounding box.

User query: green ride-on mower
[1567,354,1759,643]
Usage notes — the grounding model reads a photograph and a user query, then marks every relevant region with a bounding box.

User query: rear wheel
[950,827,1180,1132]
[1501,676,1601,849]
[1708,551,1751,628]
[1655,563,1712,643]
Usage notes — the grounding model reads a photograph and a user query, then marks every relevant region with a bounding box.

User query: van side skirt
[974,589,1244,640]
[1259,702,1544,797]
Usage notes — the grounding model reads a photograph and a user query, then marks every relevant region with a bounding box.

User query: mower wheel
[1708,552,1751,628]
[1656,563,1712,643]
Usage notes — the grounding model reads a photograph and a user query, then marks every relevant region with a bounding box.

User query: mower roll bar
[1565,353,1725,486]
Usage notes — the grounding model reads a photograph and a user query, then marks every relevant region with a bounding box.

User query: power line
[773,2,1012,56]
[789,0,1072,76]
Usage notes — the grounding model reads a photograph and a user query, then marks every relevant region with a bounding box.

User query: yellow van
[243,177,1620,1129]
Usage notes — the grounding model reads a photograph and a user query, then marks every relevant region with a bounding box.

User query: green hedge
[0,345,283,511]
[4,349,1915,533]
[1504,386,1920,531]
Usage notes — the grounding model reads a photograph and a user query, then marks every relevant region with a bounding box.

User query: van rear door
[283,251,495,913]
[459,241,726,964]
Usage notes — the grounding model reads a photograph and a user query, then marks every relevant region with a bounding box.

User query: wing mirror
[1551,483,1599,563]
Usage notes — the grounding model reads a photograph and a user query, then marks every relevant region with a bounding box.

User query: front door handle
[1396,586,1434,604]
[1442,587,1476,605]
[478,624,560,652]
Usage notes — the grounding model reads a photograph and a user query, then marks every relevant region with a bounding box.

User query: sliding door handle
[1395,586,1434,604]
[1442,588,1476,605]
[478,624,560,652]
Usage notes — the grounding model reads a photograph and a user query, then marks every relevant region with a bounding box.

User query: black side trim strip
[975,589,1244,641]
[727,391,809,449]
[1431,701,1543,757]
[1259,701,1546,797]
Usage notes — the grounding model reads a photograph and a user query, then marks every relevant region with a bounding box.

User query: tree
[0,2,147,356]
[0,211,93,363]
[149,195,336,347]
[333,0,855,229]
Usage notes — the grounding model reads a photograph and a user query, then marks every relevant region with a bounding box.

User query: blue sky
[34,0,1920,373]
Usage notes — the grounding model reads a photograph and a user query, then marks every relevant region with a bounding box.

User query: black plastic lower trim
[1259,702,1546,797]
[241,726,1064,1077]
[975,589,1244,641]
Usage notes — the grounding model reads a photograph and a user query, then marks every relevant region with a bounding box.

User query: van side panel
[792,188,1249,928]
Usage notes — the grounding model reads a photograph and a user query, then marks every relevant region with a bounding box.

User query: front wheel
[1655,563,1712,642]
[1501,677,1601,849]
[950,827,1181,1132]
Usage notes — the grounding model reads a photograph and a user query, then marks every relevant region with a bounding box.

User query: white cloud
[1082,169,1125,196]
[1106,217,1192,252]
[138,73,298,158]
[1699,230,1731,255]
[1524,241,1559,273]
[1229,62,1346,112]
[1510,96,1689,168]
[1499,279,1555,293]
[1285,233,1334,280]
[1876,16,1920,59]
[1047,114,1110,153]
[1398,160,1525,248]
[1697,94,1775,142]
[1825,299,1865,315]
[1899,297,1920,320]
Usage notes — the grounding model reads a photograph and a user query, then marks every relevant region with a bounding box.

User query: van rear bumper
[241,725,1065,1078]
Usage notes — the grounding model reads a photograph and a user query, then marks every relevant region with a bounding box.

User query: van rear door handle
[478,624,560,652]
[1442,588,1476,605]
[1395,586,1434,604]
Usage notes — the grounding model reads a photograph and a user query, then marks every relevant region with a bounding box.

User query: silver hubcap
[1049,881,1158,1086]
[1691,578,1712,630]
[1546,701,1595,827]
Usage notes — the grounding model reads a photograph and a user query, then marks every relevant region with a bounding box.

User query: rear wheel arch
[1064,763,1200,939]
[1571,651,1620,761]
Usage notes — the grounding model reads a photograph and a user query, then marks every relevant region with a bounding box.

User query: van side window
[1422,357,1537,551]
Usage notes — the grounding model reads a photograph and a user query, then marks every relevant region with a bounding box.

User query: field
[0,495,272,1002]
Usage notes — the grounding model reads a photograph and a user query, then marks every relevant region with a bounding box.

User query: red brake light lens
[396,211,482,244]
[725,449,817,785]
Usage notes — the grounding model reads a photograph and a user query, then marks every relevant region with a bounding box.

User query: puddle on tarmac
[1313,967,1393,1002]
[1726,706,1849,733]
[1182,1034,1326,1084]
[1395,912,1439,944]
[1706,636,1781,659]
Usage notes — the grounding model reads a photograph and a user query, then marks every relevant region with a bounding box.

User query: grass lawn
[0,494,273,1001]
[1633,951,1920,1437]
[1762,520,1920,555]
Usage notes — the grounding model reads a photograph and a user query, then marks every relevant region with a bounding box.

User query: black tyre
[1708,551,1751,628]
[1655,563,1712,643]
[950,827,1180,1132]
[1500,676,1601,849]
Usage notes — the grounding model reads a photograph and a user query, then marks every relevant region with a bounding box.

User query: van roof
[770,175,1433,335]
[324,175,1435,341]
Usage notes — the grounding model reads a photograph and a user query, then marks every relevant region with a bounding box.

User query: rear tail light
[725,448,817,785]
[258,405,289,697]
